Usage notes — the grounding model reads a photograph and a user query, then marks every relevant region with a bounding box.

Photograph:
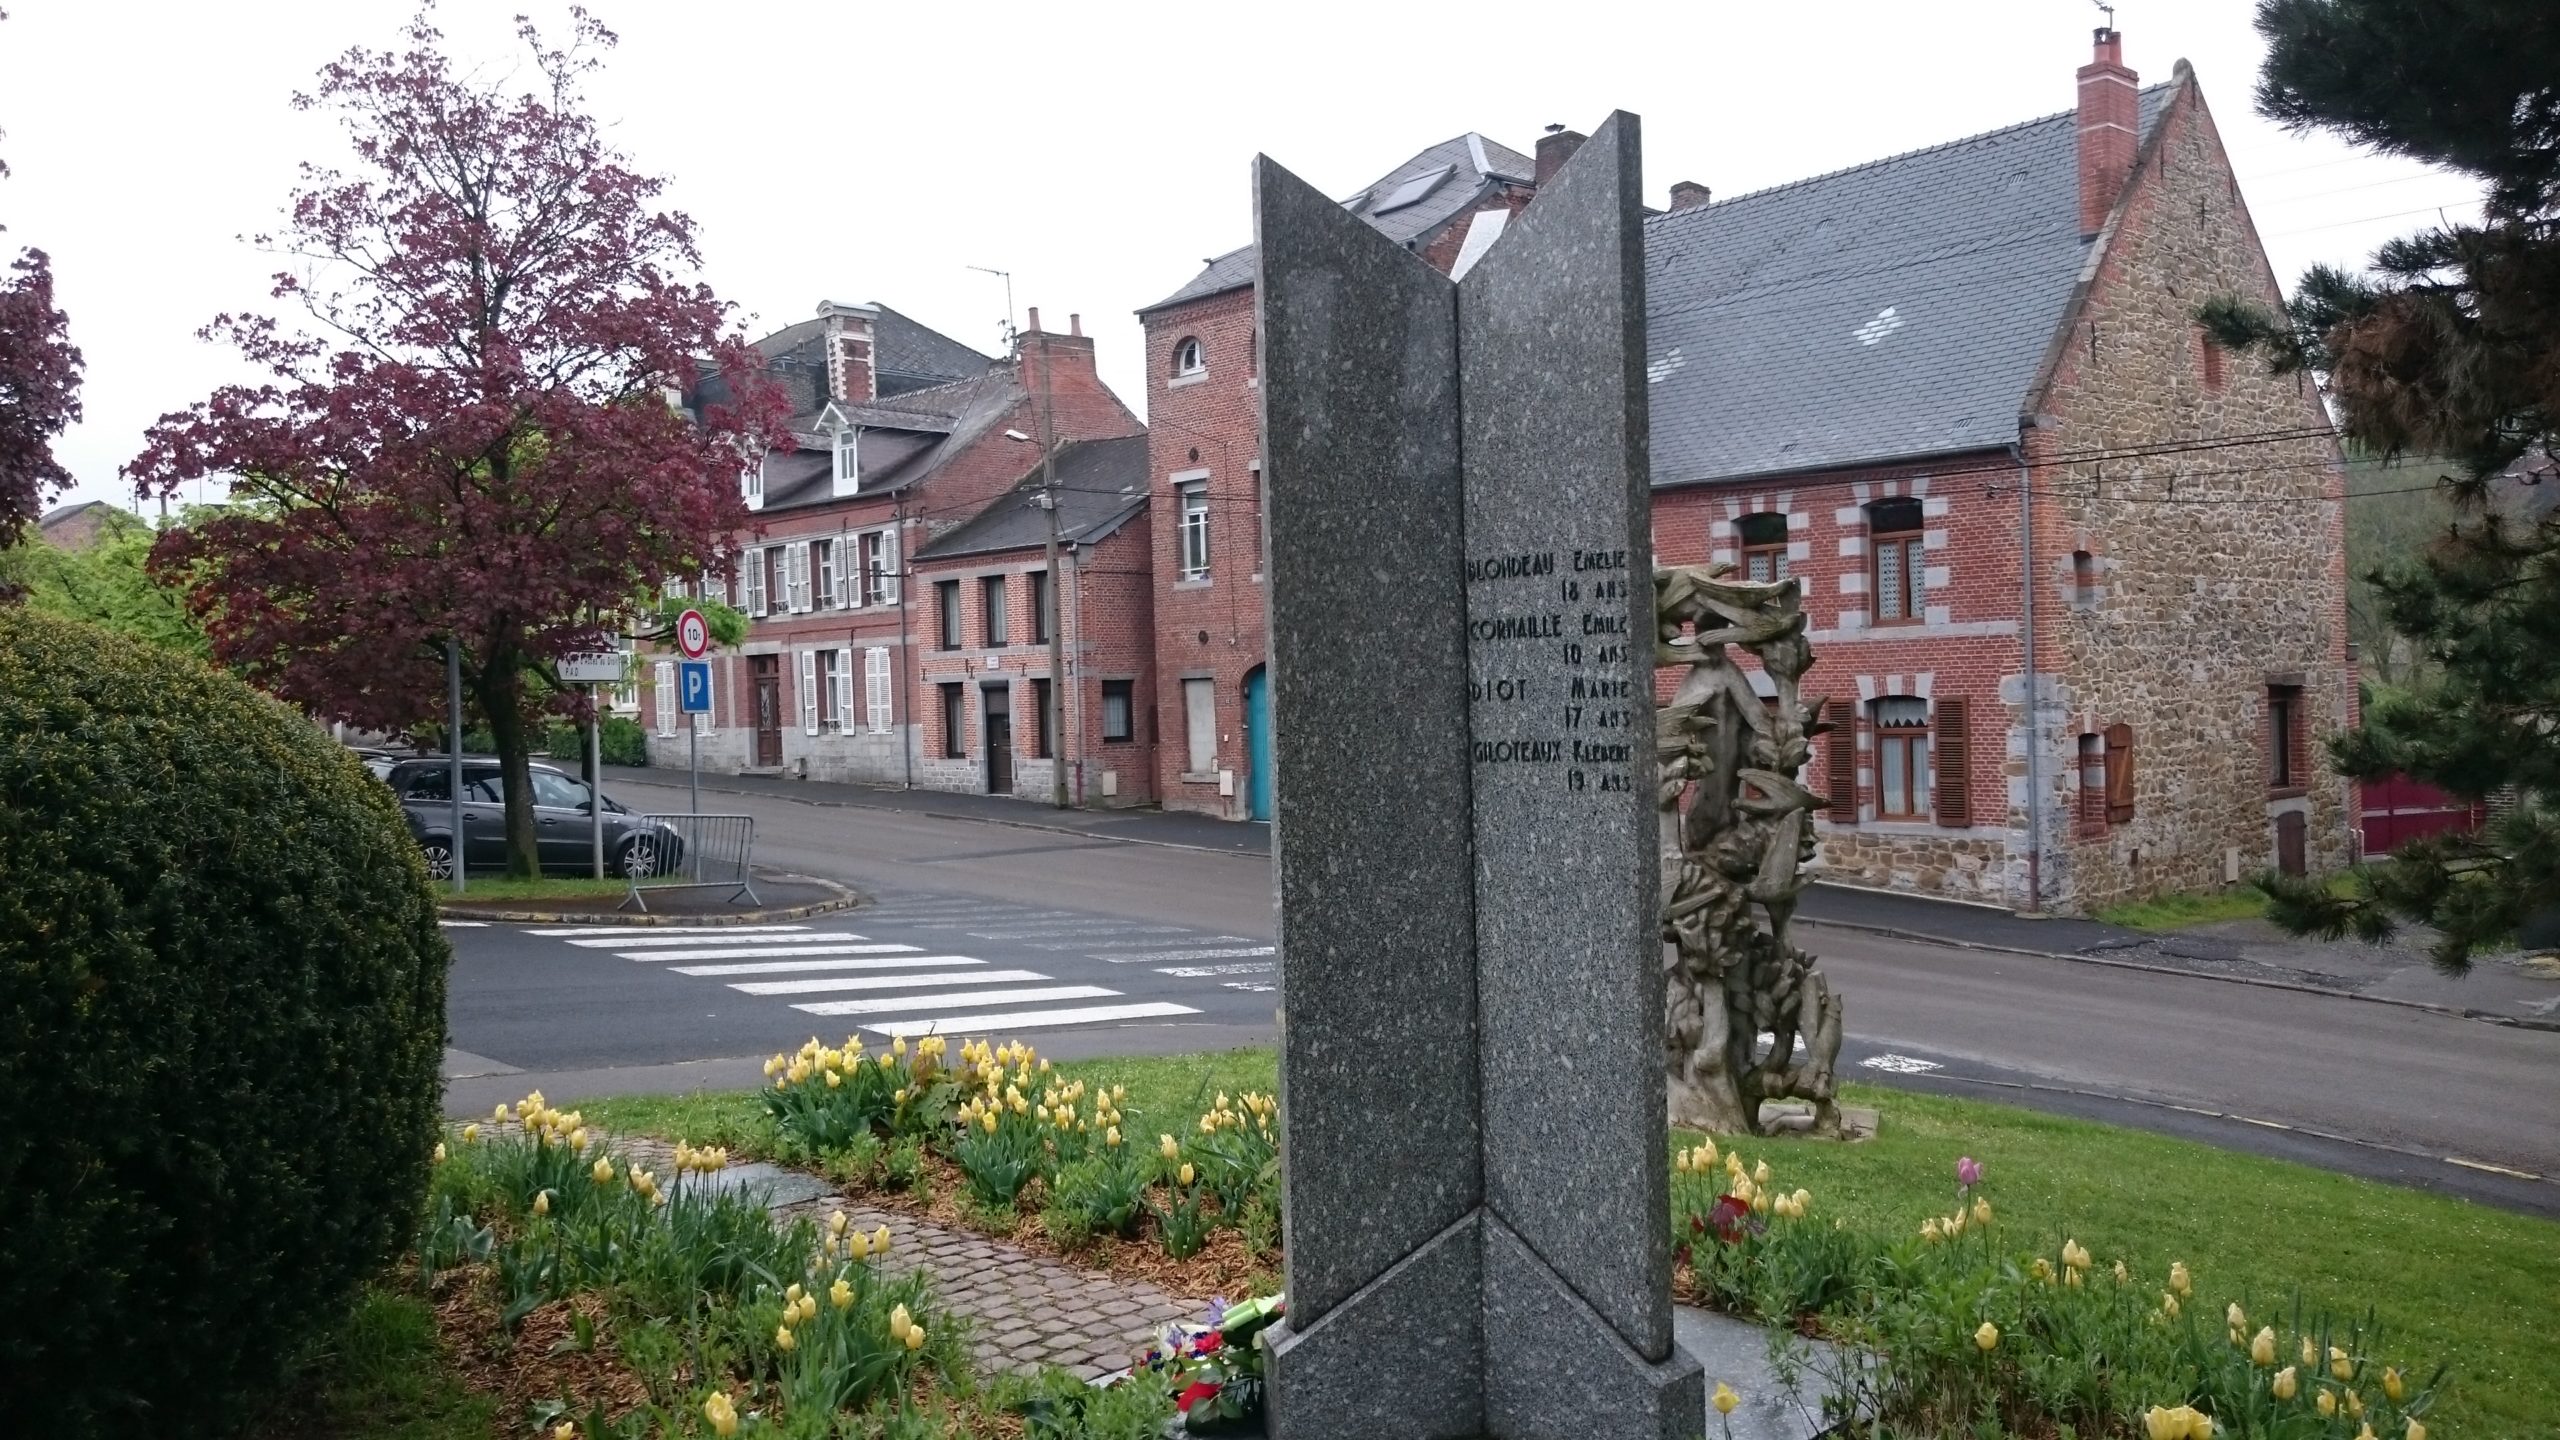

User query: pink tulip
[1957,1156,1983,1188]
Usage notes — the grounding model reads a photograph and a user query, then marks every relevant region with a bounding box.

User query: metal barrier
[623,814,761,911]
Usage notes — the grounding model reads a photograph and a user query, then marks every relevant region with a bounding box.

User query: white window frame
[1176,475,1211,581]
[832,646,855,733]
[1171,336,1205,379]
[799,649,821,735]
[864,647,892,733]
[742,456,764,511]
[788,541,813,613]
[1183,676,1217,776]
[654,660,676,736]
[612,635,639,713]
[860,526,901,606]
[743,546,768,617]
[832,425,860,492]
[816,537,839,609]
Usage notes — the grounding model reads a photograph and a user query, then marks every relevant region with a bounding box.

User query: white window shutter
[799,649,819,734]
[834,647,854,732]
[866,647,891,733]
[746,547,767,617]
[881,525,901,603]
[845,536,865,610]
[654,661,675,736]
[794,542,812,612]
[693,667,716,734]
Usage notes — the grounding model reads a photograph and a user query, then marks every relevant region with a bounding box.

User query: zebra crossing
[529,891,1279,1041]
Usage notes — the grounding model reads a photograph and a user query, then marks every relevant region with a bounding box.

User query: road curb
[604,770,1266,857]
[436,872,865,928]
[1794,915,2560,1033]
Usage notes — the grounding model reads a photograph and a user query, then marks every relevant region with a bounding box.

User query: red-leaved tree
[130,7,787,877]
[0,5,85,555]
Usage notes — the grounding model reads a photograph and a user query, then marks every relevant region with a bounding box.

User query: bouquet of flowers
[1133,1292,1286,1434]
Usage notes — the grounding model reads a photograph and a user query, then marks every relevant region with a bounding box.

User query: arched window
[1736,512,1789,582]
[1171,336,1205,378]
[1871,696,1931,819]
[1867,497,1924,623]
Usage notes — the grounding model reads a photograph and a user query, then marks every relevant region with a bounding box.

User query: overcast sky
[4,0,2485,514]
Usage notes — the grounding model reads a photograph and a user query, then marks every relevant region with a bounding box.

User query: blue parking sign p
[679,660,712,714]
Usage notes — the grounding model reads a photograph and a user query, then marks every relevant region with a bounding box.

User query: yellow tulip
[774,1324,795,1352]
[890,1303,913,1340]
[2160,1291,2179,1318]
[703,1393,738,1438]
[462,1123,479,1143]
[2228,1303,2246,1332]
[567,1126,587,1150]
[2302,1336,2318,1368]
[2064,1267,2083,1289]
[1972,1197,1993,1225]
[1753,1160,1771,1186]
[2183,1409,2215,1440]
[906,1325,927,1351]
[825,1069,842,1089]
[1712,1382,1739,1415]
[981,1111,999,1134]
[1107,1126,1122,1147]
[2405,1421,2425,1440]
[848,1230,872,1261]
[2169,1261,2192,1297]
[494,1104,510,1125]
[1922,1218,1943,1243]
[433,1142,447,1164]
[2318,1390,2338,1418]
[831,1277,853,1311]
[893,1035,908,1056]
[2030,1257,2053,1284]
[2062,1239,2091,1272]
[592,1158,614,1185]
[1179,1162,1196,1187]
[2114,1260,2131,1285]
[532,1190,551,1217]
[2330,1346,2352,1382]
[1751,1190,1771,1215]
[873,1224,891,1254]
[2382,1368,2404,1403]
[2251,1327,2277,1367]
[1699,1139,1719,1168]
[2272,1365,2299,1402]
[2357,1427,2376,1440]
[786,1282,804,1303]
[2348,1390,2364,1417]
[1974,1322,1999,1352]
[554,1423,576,1440]
[2143,1406,2186,1440]
[1793,1188,1811,1210]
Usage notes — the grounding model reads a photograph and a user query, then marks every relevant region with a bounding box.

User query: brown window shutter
[2104,722,2135,824]
[1933,697,1971,827]
[1826,700,1859,823]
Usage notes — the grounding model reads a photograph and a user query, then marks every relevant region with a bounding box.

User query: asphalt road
[445,772,2560,1217]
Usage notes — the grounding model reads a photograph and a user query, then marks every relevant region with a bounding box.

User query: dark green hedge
[0,609,449,1438]
[545,715,650,768]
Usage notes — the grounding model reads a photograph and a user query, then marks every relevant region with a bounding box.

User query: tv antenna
[967,265,1017,349]
[2090,0,2116,30]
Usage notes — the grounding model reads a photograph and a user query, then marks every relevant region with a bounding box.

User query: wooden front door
[2275,811,2307,877]
[983,684,1013,794]
[751,656,783,768]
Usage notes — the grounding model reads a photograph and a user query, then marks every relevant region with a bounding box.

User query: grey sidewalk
[601,765,1267,853]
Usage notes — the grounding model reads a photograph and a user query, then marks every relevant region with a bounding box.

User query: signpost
[559,651,626,878]
[675,609,710,817]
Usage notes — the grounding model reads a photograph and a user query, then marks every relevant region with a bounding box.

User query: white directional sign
[557,653,625,684]
[675,608,711,659]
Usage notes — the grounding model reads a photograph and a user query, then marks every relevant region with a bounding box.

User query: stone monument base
[1756,1101,1880,1142]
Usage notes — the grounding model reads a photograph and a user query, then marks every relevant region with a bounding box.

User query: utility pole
[1037,326,1069,810]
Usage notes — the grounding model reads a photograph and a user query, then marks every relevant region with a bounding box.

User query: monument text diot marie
[1256,113,1704,1438]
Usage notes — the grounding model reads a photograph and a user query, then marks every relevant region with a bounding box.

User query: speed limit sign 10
[675,608,711,658]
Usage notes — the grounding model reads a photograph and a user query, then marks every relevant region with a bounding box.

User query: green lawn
[585,1049,2560,1438]
[274,1285,494,1440]
[436,873,673,906]
[2094,885,2273,930]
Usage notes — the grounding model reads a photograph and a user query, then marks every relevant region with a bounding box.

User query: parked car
[383,757,682,880]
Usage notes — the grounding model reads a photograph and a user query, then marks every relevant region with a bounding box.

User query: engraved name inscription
[1465,547,1635,793]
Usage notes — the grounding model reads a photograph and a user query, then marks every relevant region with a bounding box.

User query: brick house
[1134,131,1551,819]
[36,500,116,550]
[909,434,1158,806]
[643,302,1145,789]
[1131,29,2352,914]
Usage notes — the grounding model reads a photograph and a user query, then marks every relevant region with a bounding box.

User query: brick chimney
[819,300,878,405]
[1535,125,1586,186]
[1668,180,1712,211]
[2077,27,2139,237]
[1014,306,1104,413]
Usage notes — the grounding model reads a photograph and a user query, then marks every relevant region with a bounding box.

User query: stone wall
[2026,69,2357,913]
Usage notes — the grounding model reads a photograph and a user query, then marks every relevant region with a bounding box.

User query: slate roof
[1140,132,1535,314]
[914,435,1152,560]
[1644,85,2173,486]
[756,368,1029,514]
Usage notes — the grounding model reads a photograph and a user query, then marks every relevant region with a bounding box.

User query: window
[863,648,892,733]
[790,542,813,612]
[1871,697,1931,819]
[1030,569,1053,645]
[662,575,690,600]
[935,580,961,650]
[742,456,763,508]
[860,528,899,606]
[612,635,638,712]
[1101,679,1134,743]
[741,547,768,617]
[1032,677,1054,758]
[769,547,791,614]
[832,424,859,489]
[2071,549,2097,609]
[2197,325,2226,394]
[807,649,839,732]
[983,575,1009,647]
[1868,498,1925,623]
[404,766,452,803]
[939,683,966,758]
[831,647,853,732]
[2268,685,2304,790]
[1249,461,1265,575]
[529,770,591,809]
[817,538,840,608]
[1178,482,1210,580]
[1737,512,1790,582]
[1183,678,1217,775]
[1171,336,1204,378]
[2077,734,2108,837]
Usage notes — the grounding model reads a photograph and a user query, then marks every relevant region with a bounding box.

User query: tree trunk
[473,653,544,879]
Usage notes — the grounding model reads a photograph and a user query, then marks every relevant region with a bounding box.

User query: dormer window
[831,424,859,491]
[1171,336,1205,380]
[741,456,764,511]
